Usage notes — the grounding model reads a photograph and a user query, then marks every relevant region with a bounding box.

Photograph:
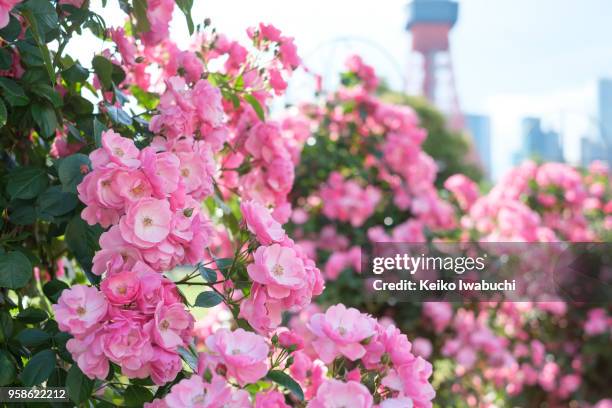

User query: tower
[406,0,463,129]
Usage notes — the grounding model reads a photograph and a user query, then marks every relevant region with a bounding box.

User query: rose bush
[287,56,612,407]
[0,1,435,407]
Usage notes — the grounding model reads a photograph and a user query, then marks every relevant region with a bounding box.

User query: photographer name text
[372,279,517,292]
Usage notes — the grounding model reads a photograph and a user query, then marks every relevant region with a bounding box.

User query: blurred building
[465,114,492,176]
[580,136,607,167]
[516,117,564,163]
[598,78,612,165]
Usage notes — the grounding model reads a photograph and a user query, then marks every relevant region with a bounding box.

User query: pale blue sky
[87,0,612,178]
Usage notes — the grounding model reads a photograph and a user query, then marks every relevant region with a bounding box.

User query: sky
[86,0,612,179]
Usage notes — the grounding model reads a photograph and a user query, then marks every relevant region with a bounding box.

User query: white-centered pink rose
[247,243,306,299]
[120,197,172,248]
[308,304,377,363]
[241,200,286,245]
[205,328,270,386]
[53,285,108,336]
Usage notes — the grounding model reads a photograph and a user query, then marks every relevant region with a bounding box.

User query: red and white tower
[406,0,464,130]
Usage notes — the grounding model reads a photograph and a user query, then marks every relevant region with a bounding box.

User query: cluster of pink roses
[455,161,611,241]
[239,200,325,333]
[53,261,192,383]
[319,172,382,227]
[288,304,435,407]
[156,303,435,407]
[79,129,214,273]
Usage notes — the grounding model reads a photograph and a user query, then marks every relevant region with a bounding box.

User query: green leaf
[0,15,22,41]
[31,102,58,138]
[105,104,132,126]
[62,62,89,83]
[194,291,223,308]
[66,364,94,404]
[0,350,16,386]
[16,308,48,324]
[93,117,106,147]
[198,265,217,283]
[124,385,154,407]
[0,251,32,289]
[37,186,78,217]
[131,86,159,110]
[0,48,12,70]
[92,55,113,90]
[20,349,56,386]
[64,216,103,283]
[133,0,151,34]
[111,63,126,85]
[31,83,62,107]
[177,346,198,371]
[266,370,304,401]
[0,77,29,106]
[6,167,48,199]
[8,201,37,225]
[58,153,91,193]
[23,0,59,37]
[0,311,13,342]
[214,258,233,271]
[175,0,194,34]
[244,93,265,121]
[16,328,51,347]
[21,8,55,83]
[0,98,6,127]
[43,279,69,303]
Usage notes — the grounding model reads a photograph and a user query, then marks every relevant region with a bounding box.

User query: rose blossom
[163,375,232,408]
[101,129,141,168]
[254,391,290,408]
[148,303,194,351]
[241,200,286,245]
[100,270,141,305]
[307,379,373,408]
[53,285,108,336]
[103,318,154,378]
[119,198,172,248]
[247,243,306,299]
[65,327,109,380]
[205,328,270,386]
[308,304,377,363]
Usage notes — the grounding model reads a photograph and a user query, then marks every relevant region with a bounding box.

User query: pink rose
[308,304,377,363]
[119,198,172,248]
[191,79,224,128]
[164,375,231,408]
[53,285,108,336]
[239,284,282,334]
[92,226,142,275]
[66,328,109,380]
[241,200,286,245]
[148,347,182,386]
[205,328,269,386]
[247,244,306,299]
[103,318,154,378]
[100,270,141,305]
[115,169,153,204]
[255,391,289,408]
[148,303,193,351]
[141,148,181,197]
[101,129,141,168]
[307,379,373,408]
[142,0,174,46]
[381,357,435,408]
